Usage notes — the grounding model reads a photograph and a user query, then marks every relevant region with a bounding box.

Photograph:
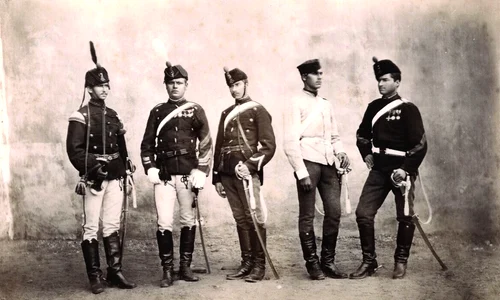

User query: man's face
[88,83,110,100]
[166,78,188,100]
[378,74,399,96]
[302,69,323,91]
[229,80,247,99]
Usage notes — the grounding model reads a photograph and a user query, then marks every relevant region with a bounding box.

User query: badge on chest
[176,108,195,118]
[386,109,401,121]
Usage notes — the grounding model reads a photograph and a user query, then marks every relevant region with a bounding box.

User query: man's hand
[189,169,206,189]
[215,182,227,198]
[235,163,251,179]
[299,176,313,192]
[364,154,374,169]
[147,167,161,185]
[336,152,350,169]
[95,165,108,180]
[391,168,407,184]
[127,158,136,174]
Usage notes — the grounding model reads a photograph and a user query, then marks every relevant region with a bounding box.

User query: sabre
[192,188,211,274]
[242,176,280,280]
[401,175,448,271]
[333,155,352,214]
[119,172,130,264]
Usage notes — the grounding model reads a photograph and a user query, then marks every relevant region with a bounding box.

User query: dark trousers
[296,160,341,235]
[355,169,415,226]
[221,173,265,230]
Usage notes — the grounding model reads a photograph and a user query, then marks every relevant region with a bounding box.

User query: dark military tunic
[212,97,276,184]
[356,93,427,174]
[66,99,127,180]
[140,98,212,176]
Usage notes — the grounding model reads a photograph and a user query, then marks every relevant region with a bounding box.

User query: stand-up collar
[235,95,252,105]
[302,89,318,97]
[89,99,106,108]
[168,98,187,105]
[382,92,400,101]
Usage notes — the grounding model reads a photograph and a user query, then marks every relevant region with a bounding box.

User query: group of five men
[66,43,427,294]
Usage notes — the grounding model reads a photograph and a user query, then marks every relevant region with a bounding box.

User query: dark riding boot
[157,230,174,287]
[350,224,378,279]
[393,222,415,279]
[81,239,105,294]
[227,226,254,280]
[103,232,137,289]
[179,226,200,282]
[300,231,325,280]
[320,232,347,279]
[245,226,266,282]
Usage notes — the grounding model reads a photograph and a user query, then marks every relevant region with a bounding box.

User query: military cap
[85,41,110,88]
[297,59,321,75]
[223,67,247,86]
[164,61,188,83]
[372,57,401,80]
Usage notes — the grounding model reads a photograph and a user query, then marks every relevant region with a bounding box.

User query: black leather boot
[245,226,266,283]
[157,230,174,287]
[227,226,254,280]
[320,232,347,279]
[350,224,378,279]
[300,231,325,280]
[179,226,200,282]
[393,222,415,279]
[81,239,105,294]
[103,232,137,289]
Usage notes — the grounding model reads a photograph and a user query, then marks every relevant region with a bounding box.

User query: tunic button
[191,128,194,131]
[246,129,249,132]
[162,151,165,154]
[230,127,234,132]
[160,139,163,142]
[175,127,178,131]
[93,146,97,149]
[107,121,111,125]
[191,140,193,143]
[175,138,177,143]
[109,132,112,136]
[156,109,159,112]
[90,134,94,137]
[249,118,253,122]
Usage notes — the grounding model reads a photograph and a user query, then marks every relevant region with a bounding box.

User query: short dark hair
[390,73,401,82]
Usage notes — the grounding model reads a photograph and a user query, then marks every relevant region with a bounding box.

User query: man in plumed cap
[213,67,276,282]
[140,61,213,287]
[283,59,350,280]
[350,58,427,280]
[66,42,136,294]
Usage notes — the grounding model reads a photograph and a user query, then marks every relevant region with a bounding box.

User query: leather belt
[94,152,120,161]
[159,149,189,158]
[372,147,406,157]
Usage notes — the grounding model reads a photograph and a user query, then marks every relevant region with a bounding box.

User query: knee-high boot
[81,239,105,294]
[157,230,174,287]
[245,226,266,282]
[103,232,136,289]
[349,224,378,279]
[179,226,200,282]
[320,231,347,279]
[393,222,415,279]
[300,231,325,280]
[227,226,253,280]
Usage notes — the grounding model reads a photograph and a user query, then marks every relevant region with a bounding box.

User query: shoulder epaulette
[68,111,86,124]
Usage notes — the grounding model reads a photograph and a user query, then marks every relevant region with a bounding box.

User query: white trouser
[82,179,123,241]
[155,175,196,232]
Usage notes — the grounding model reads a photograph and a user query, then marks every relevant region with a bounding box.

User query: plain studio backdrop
[0,0,499,250]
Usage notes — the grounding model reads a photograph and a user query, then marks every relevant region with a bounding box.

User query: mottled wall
[0,0,499,240]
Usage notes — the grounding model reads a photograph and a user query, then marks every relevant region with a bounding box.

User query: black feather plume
[372,56,378,63]
[89,41,100,67]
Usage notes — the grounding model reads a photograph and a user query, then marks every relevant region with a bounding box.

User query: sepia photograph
[0,0,499,299]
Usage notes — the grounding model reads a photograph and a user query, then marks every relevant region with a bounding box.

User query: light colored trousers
[82,179,123,241]
[155,175,196,232]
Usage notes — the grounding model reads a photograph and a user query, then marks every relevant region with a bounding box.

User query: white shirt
[283,90,345,180]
